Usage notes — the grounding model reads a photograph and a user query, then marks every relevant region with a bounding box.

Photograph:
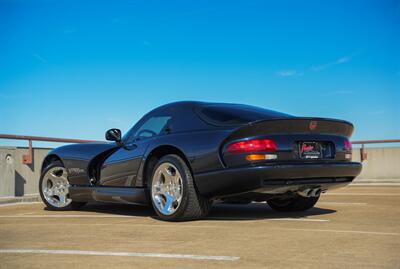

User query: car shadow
[75,202,336,221]
[205,203,336,221]
[76,202,154,217]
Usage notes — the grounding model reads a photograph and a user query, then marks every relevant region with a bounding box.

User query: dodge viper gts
[39,101,362,221]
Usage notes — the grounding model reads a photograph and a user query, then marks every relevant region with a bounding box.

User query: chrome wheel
[151,163,183,216]
[41,166,72,208]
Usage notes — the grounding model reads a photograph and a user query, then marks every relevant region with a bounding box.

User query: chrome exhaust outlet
[298,188,312,197]
[298,188,321,197]
[310,188,321,197]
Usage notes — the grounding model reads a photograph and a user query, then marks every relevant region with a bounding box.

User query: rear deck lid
[227,117,354,140]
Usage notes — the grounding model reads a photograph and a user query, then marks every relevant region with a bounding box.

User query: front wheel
[267,194,319,212]
[149,154,211,221]
[39,161,86,211]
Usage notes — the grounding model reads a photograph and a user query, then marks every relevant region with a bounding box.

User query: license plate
[299,142,322,159]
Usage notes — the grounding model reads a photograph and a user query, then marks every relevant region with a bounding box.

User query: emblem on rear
[309,121,317,130]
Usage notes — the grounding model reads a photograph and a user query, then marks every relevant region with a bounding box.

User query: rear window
[196,104,292,126]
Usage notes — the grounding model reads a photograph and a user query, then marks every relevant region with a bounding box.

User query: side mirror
[105,128,122,144]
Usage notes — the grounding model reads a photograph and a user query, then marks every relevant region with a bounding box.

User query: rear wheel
[267,194,319,212]
[149,154,211,221]
[39,161,86,210]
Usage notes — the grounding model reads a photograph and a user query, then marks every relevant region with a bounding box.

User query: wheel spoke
[60,169,68,179]
[160,193,174,215]
[58,194,67,205]
[163,167,174,184]
[173,186,182,201]
[153,184,162,195]
[48,172,60,181]
[172,173,180,184]
[44,187,54,196]
[153,194,162,204]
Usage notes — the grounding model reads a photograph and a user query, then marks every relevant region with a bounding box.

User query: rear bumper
[194,162,362,198]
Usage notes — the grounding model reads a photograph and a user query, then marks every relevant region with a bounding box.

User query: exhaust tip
[314,189,321,197]
[298,188,321,197]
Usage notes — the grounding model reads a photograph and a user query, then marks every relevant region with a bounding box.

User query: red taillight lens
[227,139,277,153]
[343,139,352,151]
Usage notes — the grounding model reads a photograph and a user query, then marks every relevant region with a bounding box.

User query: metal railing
[1,134,399,164]
[352,139,400,145]
[351,139,400,161]
[0,134,99,164]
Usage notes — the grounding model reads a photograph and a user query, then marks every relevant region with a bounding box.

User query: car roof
[159,101,205,108]
[159,100,254,109]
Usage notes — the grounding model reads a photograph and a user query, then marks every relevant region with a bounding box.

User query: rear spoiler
[227,117,354,140]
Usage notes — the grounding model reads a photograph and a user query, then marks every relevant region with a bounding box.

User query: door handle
[164,127,171,134]
[124,143,138,150]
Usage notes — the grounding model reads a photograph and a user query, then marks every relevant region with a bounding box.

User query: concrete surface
[0,186,399,268]
[0,194,40,205]
[1,146,400,199]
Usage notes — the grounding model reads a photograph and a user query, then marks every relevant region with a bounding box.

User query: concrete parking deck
[0,186,399,268]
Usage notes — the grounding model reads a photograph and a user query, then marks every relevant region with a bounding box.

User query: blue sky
[0,0,399,147]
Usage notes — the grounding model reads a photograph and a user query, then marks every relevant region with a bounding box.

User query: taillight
[343,139,352,151]
[227,139,277,153]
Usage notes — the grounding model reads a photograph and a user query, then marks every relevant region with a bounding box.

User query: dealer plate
[299,142,322,159]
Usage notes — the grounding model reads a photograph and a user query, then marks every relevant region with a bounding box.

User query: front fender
[46,142,117,185]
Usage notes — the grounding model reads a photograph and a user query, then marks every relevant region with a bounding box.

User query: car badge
[309,121,317,130]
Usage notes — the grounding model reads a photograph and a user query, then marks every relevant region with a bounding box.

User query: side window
[134,116,171,139]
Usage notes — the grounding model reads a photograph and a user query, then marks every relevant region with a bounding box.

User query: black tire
[149,154,212,221]
[39,161,86,211]
[267,194,319,212]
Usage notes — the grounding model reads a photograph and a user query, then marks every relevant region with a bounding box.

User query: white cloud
[336,56,350,64]
[33,53,47,64]
[275,52,359,77]
[111,17,120,24]
[369,110,385,115]
[325,90,354,96]
[275,70,303,77]
[311,53,357,71]
[63,28,75,34]
[143,40,151,47]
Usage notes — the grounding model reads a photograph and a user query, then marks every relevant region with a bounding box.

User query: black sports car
[39,101,362,221]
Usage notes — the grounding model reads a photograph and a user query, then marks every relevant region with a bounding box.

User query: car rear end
[194,103,362,198]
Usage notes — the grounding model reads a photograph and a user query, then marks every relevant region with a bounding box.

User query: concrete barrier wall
[0,146,399,198]
[352,147,400,179]
[0,147,50,197]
